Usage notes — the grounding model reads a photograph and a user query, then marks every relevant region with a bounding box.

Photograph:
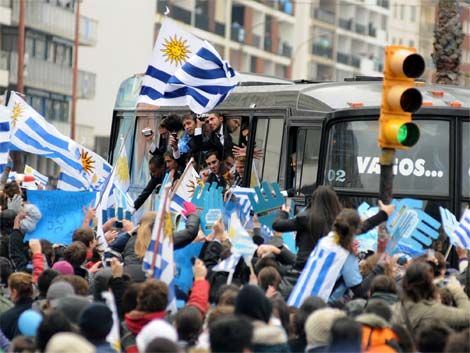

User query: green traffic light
[397,122,420,147]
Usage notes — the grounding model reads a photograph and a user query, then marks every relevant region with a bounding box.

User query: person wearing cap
[45,281,75,310]
[304,308,346,353]
[79,303,116,353]
[45,332,95,353]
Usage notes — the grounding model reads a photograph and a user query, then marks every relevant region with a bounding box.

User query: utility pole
[71,0,80,140]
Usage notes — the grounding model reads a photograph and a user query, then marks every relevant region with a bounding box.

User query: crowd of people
[0,111,469,353]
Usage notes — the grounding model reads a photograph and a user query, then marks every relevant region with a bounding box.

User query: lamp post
[70,0,80,140]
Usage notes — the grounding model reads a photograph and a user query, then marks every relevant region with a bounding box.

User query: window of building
[410,6,416,22]
[55,44,65,65]
[46,41,55,62]
[400,4,405,20]
[25,37,34,57]
[34,37,46,59]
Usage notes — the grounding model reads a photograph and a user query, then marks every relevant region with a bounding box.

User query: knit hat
[45,332,95,353]
[78,303,113,341]
[305,308,346,346]
[52,261,74,276]
[19,203,42,233]
[55,295,91,324]
[235,285,272,323]
[136,319,178,353]
[46,281,75,307]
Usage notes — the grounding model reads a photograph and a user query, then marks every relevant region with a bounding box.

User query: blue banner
[26,190,97,245]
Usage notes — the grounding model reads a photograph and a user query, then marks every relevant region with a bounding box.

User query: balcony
[376,0,389,9]
[9,51,95,99]
[264,37,272,52]
[171,4,191,25]
[10,1,97,46]
[368,24,377,38]
[355,23,367,35]
[351,55,361,68]
[231,25,245,43]
[215,21,225,37]
[313,8,335,25]
[195,13,209,31]
[312,44,333,59]
[337,52,350,65]
[339,18,353,31]
[252,34,261,49]
[280,42,292,58]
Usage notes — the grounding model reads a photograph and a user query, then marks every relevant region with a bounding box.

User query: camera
[141,128,153,137]
[197,114,208,121]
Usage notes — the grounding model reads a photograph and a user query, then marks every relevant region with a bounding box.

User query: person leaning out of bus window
[163,152,183,182]
[147,115,183,157]
[204,151,230,191]
[171,113,205,164]
[193,112,234,160]
[232,156,246,187]
[132,155,165,212]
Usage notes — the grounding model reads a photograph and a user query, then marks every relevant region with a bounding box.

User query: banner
[26,190,97,244]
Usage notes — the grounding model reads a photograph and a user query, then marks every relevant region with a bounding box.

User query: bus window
[324,120,450,196]
[295,128,321,196]
[252,118,284,184]
[462,121,470,200]
[131,114,161,189]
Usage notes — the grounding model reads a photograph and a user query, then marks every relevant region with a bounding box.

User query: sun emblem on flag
[116,155,129,182]
[11,103,23,127]
[163,213,173,239]
[187,178,204,198]
[160,35,191,66]
[80,149,95,175]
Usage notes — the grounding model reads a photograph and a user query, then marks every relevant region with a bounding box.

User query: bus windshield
[324,119,450,196]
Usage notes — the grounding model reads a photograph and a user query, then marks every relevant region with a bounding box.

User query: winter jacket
[8,229,30,272]
[121,310,166,353]
[273,210,389,271]
[369,292,398,306]
[393,284,470,332]
[0,297,33,340]
[187,279,210,317]
[356,313,400,353]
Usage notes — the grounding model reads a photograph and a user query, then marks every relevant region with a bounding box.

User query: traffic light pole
[379,148,395,204]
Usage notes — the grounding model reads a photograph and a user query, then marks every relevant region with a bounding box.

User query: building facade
[0,0,97,175]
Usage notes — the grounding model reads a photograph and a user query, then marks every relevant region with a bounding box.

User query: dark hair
[402,262,436,302]
[9,336,36,353]
[294,296,327,337]
[174,306,203,347]
[332,208,361,250]
[370,275,398,295]
[137,280,168,312]
[215,284,240,306]
[63,241,87,268]
[444,329,470,353]
[254,257,280,275]
[309,186,342,236]
[38,239,54,267]
[72,227,95,248]
[271,297,290,334]
[36,310,73,352]
[327,317,362,353]
[149,155,165,168]
[37,269,60,298]
[162,114,183,132]
[181,113,196,123]
[145,337,182,353]
[258,266,281,291]
[0,257,12,286]
[210,315,253,353]
[207,305,235,329]
[364,299,393,322]
[122,283,143,315]
[416,322,452,353]
[391,324,415,353]
[205,150,220,162]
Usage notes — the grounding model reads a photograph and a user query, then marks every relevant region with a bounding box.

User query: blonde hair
[134,211,156,258]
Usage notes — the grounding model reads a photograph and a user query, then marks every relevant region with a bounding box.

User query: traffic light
[378,45,425,149]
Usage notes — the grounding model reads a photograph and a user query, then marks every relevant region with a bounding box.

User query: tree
[432,0,464,85]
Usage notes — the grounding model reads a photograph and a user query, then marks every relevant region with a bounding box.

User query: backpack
[361,325,401,353]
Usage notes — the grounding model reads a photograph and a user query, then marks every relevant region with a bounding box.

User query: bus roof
[114,74,469,112]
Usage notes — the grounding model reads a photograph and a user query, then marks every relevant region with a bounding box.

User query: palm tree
[432,0,464,85]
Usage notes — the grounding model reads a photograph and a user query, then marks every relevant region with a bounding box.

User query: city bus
[109,73,470,220]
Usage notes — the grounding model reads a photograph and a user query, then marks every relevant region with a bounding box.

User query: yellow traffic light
[378,46,425,149]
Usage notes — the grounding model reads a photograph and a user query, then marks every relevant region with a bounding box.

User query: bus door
[459,119,469,214]
[284,121,323,209]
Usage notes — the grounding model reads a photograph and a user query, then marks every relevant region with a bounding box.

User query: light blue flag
[451,209,470,250]
[0,105,11,167]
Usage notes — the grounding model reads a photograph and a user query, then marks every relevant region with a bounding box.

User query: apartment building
[459,1,470,87]
[156,0,295,79]
[0,0,97,175]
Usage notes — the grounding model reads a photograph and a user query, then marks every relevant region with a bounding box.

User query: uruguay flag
[452,209,470,250]
[287,232,349,306]
[0,105,11,167]
[138,18,237,114]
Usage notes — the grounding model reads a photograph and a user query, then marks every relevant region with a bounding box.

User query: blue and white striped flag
[142,183,177,313]
[232,187,256,224]
[24,165,48,186]
[0,105,11,167]
[138,18,237,114]
[452,209,470,250]
[212,253,241,273]
[287,232,349,306]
